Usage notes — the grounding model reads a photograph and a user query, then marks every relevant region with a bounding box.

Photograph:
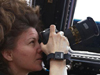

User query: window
[73,0,100,22]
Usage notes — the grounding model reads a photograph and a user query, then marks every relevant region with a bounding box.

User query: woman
[0,0,70,75]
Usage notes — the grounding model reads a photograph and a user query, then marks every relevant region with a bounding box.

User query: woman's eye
[30,41,35,44]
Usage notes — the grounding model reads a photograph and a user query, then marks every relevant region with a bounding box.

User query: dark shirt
[0,72,6,75]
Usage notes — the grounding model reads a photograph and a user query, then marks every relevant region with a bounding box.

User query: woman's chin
[37,66,43,71]
[32,65,43,71]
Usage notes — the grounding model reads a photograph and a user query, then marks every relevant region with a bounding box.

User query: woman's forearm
[49,59,67,75]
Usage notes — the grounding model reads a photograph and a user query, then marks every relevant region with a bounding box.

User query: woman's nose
[37,42,42,53]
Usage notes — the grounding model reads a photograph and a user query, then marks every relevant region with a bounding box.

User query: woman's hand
[41,25,69,75]
[41,25,70,55]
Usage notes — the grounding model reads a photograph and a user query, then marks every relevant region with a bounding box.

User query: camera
[39,17,99,46]
[39,17,100,74]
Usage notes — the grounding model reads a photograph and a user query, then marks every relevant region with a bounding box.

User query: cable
[42,62,49,72]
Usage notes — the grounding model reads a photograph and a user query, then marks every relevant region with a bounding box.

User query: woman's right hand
[41,25,70,55]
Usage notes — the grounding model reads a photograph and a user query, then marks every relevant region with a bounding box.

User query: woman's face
[10,27,43,72]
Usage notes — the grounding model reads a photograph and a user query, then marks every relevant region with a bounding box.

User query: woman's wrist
[50,59,66,68]
[49,59,67,75]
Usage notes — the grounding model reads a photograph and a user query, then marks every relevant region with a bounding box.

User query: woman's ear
[2,50,13,61]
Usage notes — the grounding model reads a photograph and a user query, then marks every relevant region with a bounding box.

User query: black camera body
[39,17,99,46]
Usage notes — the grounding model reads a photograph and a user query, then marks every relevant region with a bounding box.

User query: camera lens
[64,17,99,46]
